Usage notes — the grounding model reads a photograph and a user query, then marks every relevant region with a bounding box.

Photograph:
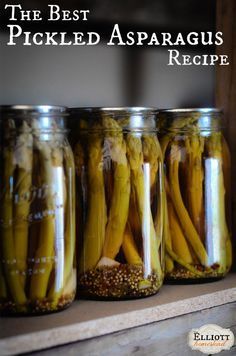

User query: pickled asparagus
[0,115,76,314]
[162,114,232,280]
[122,224,142,265]
[29,133,56,300]
[168,200,193,264]
[163,186,174,273]
[77,114,164,299]
[1,145,27,305]
[126,133,162,275]
[168,142,208,266]
[14,122,33,287]
[102,117,130,261]
[185,136,205,240]
[79,133,107,272]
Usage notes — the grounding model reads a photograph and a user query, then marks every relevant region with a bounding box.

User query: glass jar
[69,107,164,299]
[159,109,232,282]
[0,106,76,314]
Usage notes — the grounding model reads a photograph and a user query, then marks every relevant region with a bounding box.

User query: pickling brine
[69,107,164,299]
[160,109,232,281]
[0,106,76,314]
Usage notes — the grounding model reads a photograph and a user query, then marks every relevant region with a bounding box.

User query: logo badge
[188,324,234,354]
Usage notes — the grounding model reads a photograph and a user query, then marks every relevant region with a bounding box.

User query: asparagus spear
[27,150,41,286]
[1,137,27,305]
[63,144,76,288]
[160,115,196,157]
[157,133,172,273]
[142,134,161,191]
[126,133,162,276]
[74,142,85,178]
[165,244,204,277]
[30,121,56,300]
[185,135,205,240]
[163,182,174,273]
[61,268,76,296]
[101,117,130,261]
[74,142,86,259]
[168,142,208,266]
[165,171,204,277]
[79,132,107,272]
[13,121,33,287]
[128,187,142,250]
[122,224,142,265]
[168,200,193,264]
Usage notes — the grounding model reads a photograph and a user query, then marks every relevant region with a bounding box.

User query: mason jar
[0,106,76,314]
[159,108,232,282]
[69,107,164,299]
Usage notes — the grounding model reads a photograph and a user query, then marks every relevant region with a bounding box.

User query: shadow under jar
[159,109,232,282]
[0,106,76,314]
[69,107,164,299]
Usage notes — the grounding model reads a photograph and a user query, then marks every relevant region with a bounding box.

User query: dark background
[0,0,216,108]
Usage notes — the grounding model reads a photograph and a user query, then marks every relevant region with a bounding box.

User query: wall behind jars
[0,33,214,108]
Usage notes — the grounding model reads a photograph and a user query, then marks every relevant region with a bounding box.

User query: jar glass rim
[69,107,159,131]
[158,108,224,132]
[159,108,223,115]
[69,107,159,115]
[0,105,68,116]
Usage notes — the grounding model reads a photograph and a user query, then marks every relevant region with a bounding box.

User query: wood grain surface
[1,274,236,356]
[29,302,236,356]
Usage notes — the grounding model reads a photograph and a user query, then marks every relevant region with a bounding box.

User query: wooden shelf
[1,274,236,355]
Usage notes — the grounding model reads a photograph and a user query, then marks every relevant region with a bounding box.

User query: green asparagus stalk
[165,244,204,277]
[101,117,131,261]
[63,144,76,287]
[13,121,33,287]
[142,134,161,191]
[168,142,208,266]
[74,142,86,260]
[185,135,205,240]
[30,121,56,300]
[79,132,107,272]
[126,133,162,276]
[128,187,142,251]
[122,224,142,265]
[61,268,76,296]
[163,183,174,273]
[27,150,42,285]
[1,127,27,305]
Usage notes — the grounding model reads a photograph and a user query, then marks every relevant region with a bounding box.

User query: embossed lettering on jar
[0,106,76,314]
